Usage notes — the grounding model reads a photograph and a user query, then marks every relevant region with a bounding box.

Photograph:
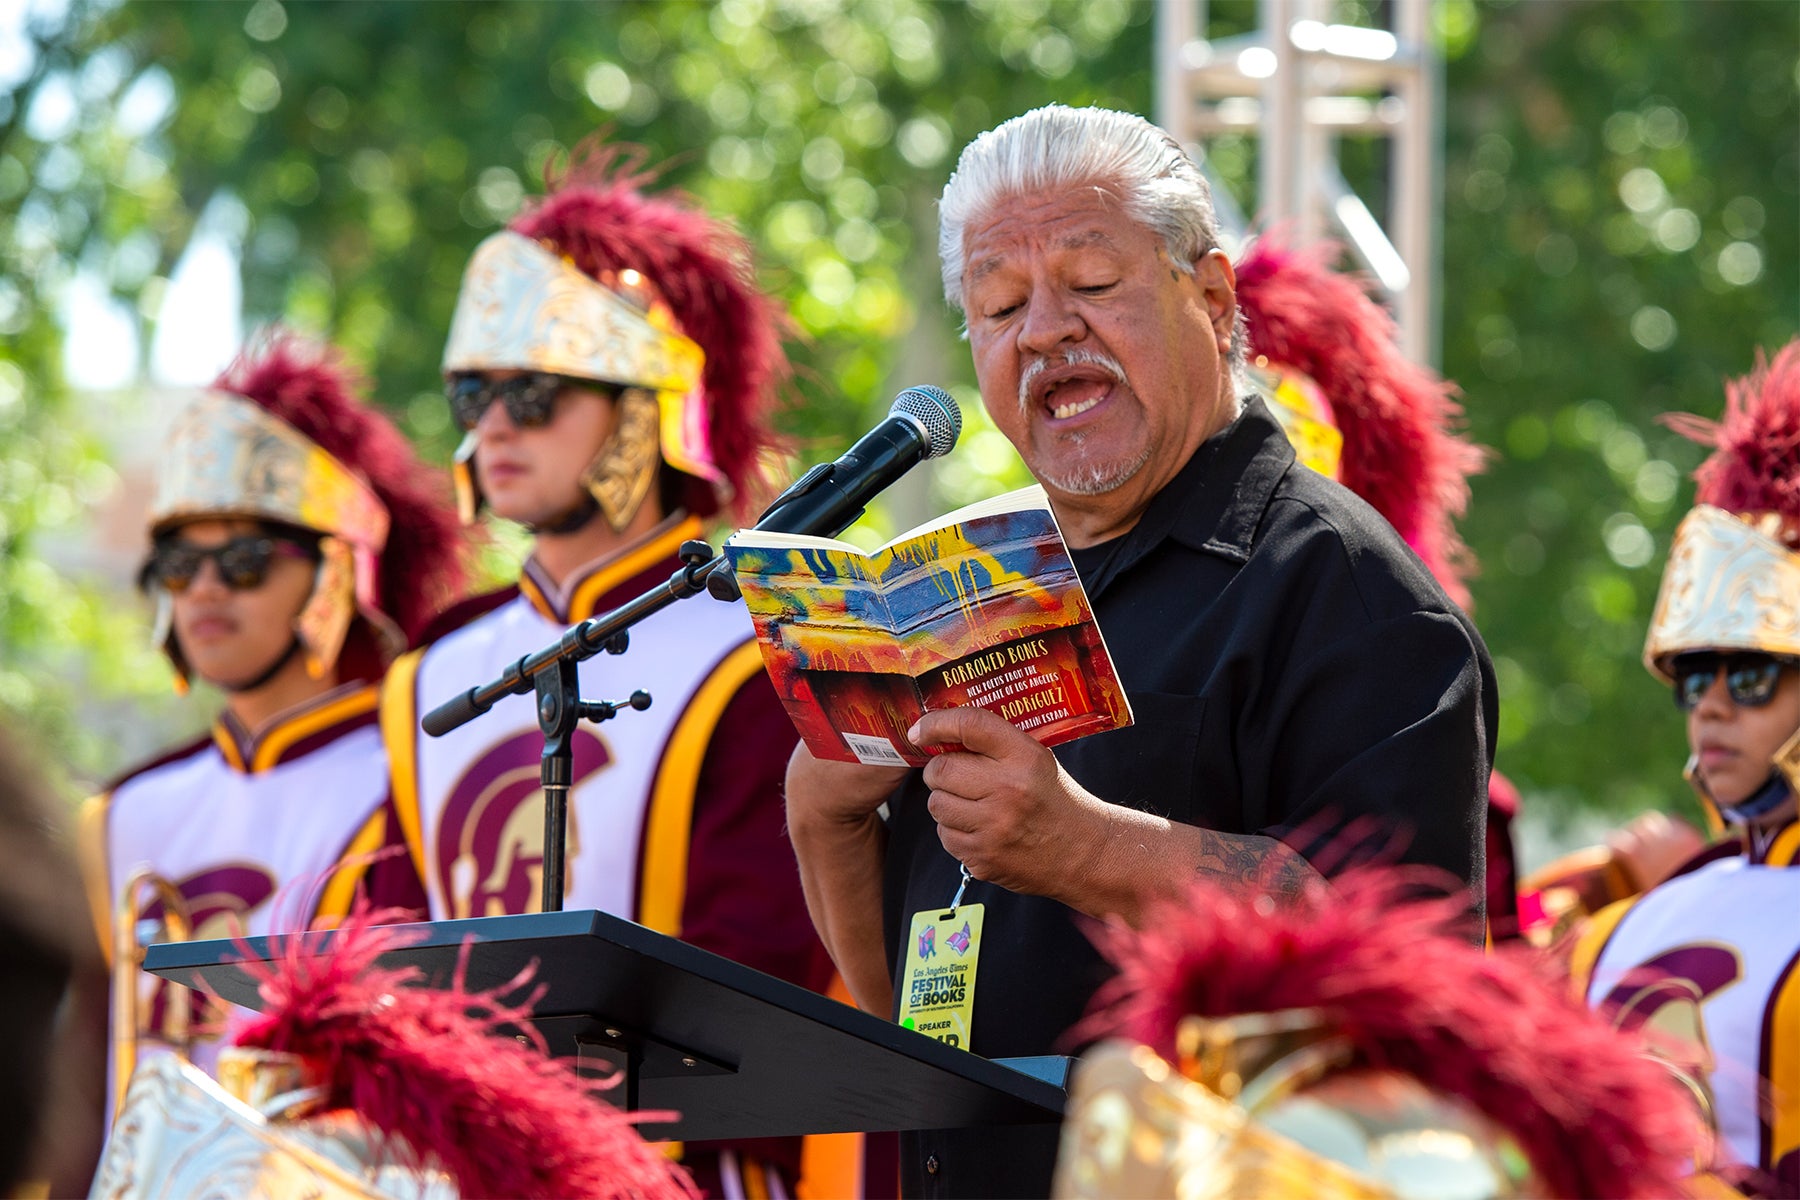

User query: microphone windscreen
[892,385,962,459]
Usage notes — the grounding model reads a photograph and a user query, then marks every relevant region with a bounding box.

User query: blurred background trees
[1,0,1795,849]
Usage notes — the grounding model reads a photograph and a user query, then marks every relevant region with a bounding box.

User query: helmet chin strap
[524,493,603,538]
[216,636,304,695]
[1718,770,1793,827]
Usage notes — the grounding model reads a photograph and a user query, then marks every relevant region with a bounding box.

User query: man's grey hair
[938,104,1248,393]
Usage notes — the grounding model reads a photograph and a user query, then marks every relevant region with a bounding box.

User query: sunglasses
[446,372,579,433]
[140,536,317,594]
[1671,651,1795,711]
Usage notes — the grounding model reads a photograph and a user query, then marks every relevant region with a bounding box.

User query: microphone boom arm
[421,542,726,738]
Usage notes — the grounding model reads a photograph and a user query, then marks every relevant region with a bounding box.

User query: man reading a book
[785,104,1496,1198]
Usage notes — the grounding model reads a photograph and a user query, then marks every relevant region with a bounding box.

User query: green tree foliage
[2,0,1156,788]
[64,0,1154,474]
[1439,0,1798,820]
[0,2,190,793]
[2,0,1795,825]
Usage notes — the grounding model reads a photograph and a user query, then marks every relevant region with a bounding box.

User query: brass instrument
[110,867,193,1122]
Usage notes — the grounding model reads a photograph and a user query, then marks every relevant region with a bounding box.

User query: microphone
[704,386,961,601]
[751,385,962,538]
[422,386,963,738]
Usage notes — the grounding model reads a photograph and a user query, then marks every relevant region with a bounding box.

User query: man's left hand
[910,707,1111,902]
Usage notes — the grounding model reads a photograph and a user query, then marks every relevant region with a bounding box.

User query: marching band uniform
[89,684,408,945]
[381,147,832,1196]
[1573,826,1800,1194]
[383,519,814,976]
[1572,343,1800,1196]
[79,341,464,1116]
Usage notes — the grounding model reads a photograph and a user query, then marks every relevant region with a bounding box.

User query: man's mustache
[1018,348,1129,413]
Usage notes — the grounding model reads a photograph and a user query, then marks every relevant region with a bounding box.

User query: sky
[5,0,239,390]
[62,237,242,390]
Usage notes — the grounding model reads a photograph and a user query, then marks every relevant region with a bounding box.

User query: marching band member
[79,337,464,1114]
[380,140,833,1197]
[1573,342,1800,1196]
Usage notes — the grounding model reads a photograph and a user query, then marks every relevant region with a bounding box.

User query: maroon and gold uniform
[1574,343,1800,1196]
[1573,821,1800,1193]
[383,516,816,971]
[81,338,464,1129]
[81,685,421,1076]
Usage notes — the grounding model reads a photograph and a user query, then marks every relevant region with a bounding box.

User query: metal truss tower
[1155,0,1442,364]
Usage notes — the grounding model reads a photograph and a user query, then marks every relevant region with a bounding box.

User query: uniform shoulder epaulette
[101,731,216,795]
[413,584,522,648]
[1665,837,1746,880]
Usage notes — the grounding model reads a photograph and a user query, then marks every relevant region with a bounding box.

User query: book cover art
[726,489,1132,766]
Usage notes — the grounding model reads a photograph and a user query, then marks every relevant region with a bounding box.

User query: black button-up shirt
[883,397,1496,1198]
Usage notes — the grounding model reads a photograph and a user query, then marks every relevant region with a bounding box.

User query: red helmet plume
[1236,234,1485,607]
[1082,869,1703,1199]
[1664,340,1800,535]
[508,139,791,522]
[231,906,696,1200]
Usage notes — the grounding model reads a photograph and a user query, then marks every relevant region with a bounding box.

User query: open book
[724,485,1133,767]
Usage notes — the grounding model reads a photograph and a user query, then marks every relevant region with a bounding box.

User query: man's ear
[1195,249,1238,355]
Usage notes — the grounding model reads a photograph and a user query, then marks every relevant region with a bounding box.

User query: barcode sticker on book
[842,732,909,767]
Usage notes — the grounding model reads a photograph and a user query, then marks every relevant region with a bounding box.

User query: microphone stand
[420,456,876,911]
[422,539,732,912]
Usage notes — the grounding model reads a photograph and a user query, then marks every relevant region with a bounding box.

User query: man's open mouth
[1033,370,1116,421]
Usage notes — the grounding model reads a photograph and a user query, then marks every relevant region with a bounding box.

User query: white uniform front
[384,515,766,931]
[81,683,397,1099]
[1578,825,1800,1186]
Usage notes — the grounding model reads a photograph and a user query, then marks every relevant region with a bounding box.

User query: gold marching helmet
[1643,342,1800,823]
[1645,506,1800,681]
[1246,359,1345,482]
[149,388,397,691]
[145,336,466,694]
[95,1052,453,1200]
[1058,1010,1528,1199]
[442,230,709,529]
[1053,870,1706,1199]
[442,139,789,532]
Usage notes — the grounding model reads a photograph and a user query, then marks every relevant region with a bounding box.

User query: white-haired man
[786,105,1496,1197]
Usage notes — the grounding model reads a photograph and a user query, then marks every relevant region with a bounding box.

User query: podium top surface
[143,908,1066,1142]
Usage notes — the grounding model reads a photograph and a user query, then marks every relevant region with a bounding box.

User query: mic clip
[756,461,836,525]
[680,536,744,604]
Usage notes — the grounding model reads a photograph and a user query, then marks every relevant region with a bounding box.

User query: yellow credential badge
[897,903,985,1050]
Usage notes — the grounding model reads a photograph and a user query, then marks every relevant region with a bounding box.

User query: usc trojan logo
[1597,943,1741,1140]
[137,864,277,1039]
[437,728,610,919]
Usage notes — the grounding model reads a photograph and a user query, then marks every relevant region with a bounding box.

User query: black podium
[142,909,1067,1142]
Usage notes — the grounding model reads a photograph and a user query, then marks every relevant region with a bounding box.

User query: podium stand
[143,909,1067,1142]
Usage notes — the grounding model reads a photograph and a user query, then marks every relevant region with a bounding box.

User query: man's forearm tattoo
[1194,831,1316,899]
